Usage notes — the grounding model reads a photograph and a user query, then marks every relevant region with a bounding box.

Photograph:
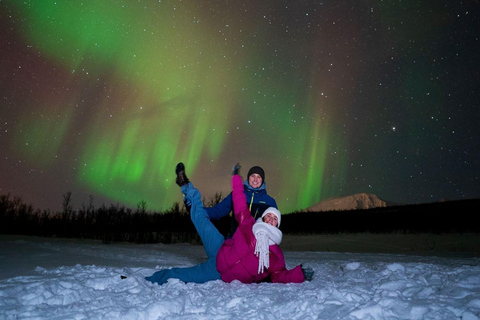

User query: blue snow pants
[145,183,224,285]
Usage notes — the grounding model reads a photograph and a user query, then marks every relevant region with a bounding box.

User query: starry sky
[1,0,479,214]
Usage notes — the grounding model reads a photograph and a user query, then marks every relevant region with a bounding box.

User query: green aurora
[6,1,348,212]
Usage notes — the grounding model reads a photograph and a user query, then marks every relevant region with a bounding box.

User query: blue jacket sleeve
[204,192,233,220]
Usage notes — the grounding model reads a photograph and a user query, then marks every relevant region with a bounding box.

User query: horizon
[2,189,478,215]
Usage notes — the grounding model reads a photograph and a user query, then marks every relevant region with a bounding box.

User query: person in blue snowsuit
[205,166,277,237]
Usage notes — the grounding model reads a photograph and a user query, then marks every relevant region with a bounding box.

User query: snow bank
[1,236,480,319]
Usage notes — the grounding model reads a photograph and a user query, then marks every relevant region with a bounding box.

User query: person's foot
[175,162,190,187]
[232,163,241,175]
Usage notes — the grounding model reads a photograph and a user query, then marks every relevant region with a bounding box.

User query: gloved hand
[232,163,241,175]
[301,265,314,281]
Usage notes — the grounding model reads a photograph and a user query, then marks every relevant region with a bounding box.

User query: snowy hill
[304,193,387,212]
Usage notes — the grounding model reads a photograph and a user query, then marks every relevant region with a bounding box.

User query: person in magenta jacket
[205,165,278,238]
[145,163,312,285]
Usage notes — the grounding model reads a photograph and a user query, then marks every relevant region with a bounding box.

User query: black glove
[232,163,241,175]
[301,265,314,281]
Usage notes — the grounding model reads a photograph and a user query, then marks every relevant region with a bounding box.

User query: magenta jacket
[216,175,305,284]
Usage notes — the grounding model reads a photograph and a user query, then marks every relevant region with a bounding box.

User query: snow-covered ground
[1,235,480,320]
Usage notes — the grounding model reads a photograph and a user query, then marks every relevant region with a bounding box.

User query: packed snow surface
[1,235,480,320]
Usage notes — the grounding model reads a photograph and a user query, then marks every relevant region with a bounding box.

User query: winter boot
[175,162,190,187]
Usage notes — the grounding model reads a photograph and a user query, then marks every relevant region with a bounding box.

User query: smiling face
[263,212,279,227]
[248,173,263,189]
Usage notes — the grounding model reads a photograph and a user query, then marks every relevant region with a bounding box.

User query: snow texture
[1,235,480,320]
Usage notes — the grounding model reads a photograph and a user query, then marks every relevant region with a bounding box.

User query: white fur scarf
[252,219,283,274]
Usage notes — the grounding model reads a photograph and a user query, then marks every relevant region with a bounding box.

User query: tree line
[0,192,228,244]
[1,193,478,244]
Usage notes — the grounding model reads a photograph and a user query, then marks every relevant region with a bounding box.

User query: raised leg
[182,182,224,259]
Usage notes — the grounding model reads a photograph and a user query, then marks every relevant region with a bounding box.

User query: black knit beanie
[247,166,265,182]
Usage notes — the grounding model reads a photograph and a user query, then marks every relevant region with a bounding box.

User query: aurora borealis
[1,1,479,213]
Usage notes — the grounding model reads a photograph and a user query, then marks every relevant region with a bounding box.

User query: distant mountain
[303,193,387,212]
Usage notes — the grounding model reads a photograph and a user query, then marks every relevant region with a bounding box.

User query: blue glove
[301,265,314,281]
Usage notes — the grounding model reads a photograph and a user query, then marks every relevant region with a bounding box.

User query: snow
[1,235,480,320]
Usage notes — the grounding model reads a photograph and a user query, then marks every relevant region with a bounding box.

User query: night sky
[1,1,479,214]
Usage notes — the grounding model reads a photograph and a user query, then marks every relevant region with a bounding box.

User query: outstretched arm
[204,193,233,220]
[270,265,305,283]
[268,248,306,283]
[232,175,247,213]
[232,175,252,225]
